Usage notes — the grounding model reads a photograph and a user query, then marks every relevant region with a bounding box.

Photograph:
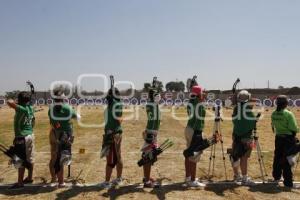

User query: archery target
[78,98,86,105]
[294,99,300,107]
[86,99,95,106]
[254,99,262,107]
[165,98,173,106]
[215,99,223,106]
[37,98,45,105]
[263,99,273,107]
[174,99,183,106]
[207,99,215,107]
[131,98,139,105]
[183,99,190,106]
[159,99,166,106]
[140,99,147,106]
[0,98,5,106]
[94,99,103,106]
[122,98,130,106]
[47,99,54,105]
[70,98,78,105]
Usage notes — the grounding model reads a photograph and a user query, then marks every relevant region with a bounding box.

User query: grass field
[0,105,300,200]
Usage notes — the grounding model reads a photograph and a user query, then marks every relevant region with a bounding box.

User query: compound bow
[26,80,35,105]
[231,78,240,106]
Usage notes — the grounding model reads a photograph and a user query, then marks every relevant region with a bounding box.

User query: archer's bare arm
[7,99,17,109]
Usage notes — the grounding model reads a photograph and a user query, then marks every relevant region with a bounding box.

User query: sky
[0,0,300,94]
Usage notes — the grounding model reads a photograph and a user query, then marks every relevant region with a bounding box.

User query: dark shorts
[103,130,123,167]
[14,135,35,164]
[232,137,253,159]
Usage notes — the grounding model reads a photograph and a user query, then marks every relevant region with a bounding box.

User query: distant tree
[143,81,163,92]
[143,83,151,91]
[166,81,185,92]
[278,86,285,90]
[156,81,164,92]
[286,87,300,95]
[5,90,20,99]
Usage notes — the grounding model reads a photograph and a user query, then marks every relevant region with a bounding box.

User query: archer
[6,91,35,190]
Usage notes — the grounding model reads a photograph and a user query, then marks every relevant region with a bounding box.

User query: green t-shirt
[105,99,123,133]
[232,104,256,139]
[271,109,299,136]
[48,104,77,132]
[187,98,206,131]
[146,103,160,131]
[14,105,34,137]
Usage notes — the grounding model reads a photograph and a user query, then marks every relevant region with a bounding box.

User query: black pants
[286,140,300,156]
[272,135,296,187]
[183,130,208,158]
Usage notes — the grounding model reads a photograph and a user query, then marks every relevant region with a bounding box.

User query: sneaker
[188,180,206,188]
[242,176,255,186]
[8,183,24,190]
[270,179,281,185]
[287,154,298,167]
[23,178,34,184]
[58,183,67,188]
[99,181,112,189]
[143,177,156,183]
[112,177,124,186]
[233,174,243,182]
[144,179,160,188]
[49,182,57,187]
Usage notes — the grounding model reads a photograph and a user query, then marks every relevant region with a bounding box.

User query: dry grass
[0,105,300,200]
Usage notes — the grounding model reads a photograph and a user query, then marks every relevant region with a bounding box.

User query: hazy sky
[0,0,299,94]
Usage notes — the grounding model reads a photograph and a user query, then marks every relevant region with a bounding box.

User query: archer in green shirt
[141,85,162,188]
[14,105,34,137]
[271,109,299,136]
[146,103,160,131]
[7,91,35,189]
[104,98,123,134]
[232,104,256,140]
[187,98,206,131]
[48,104,77,132]
[271,95,299,188]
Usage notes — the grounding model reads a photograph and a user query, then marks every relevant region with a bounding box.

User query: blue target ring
[174,99,183,106]
[47,99,53,105]
[263,99,273,107]
[94,99,103,106]
[131,98,139,105]
[166,98,173,106]
[294,99,300,107]
[140,99,147,106]
[70,98,78,105]
[78,98,85,105]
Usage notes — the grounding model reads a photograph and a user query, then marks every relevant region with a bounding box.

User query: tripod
[208,105,228,180]
[253,113,268,183]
